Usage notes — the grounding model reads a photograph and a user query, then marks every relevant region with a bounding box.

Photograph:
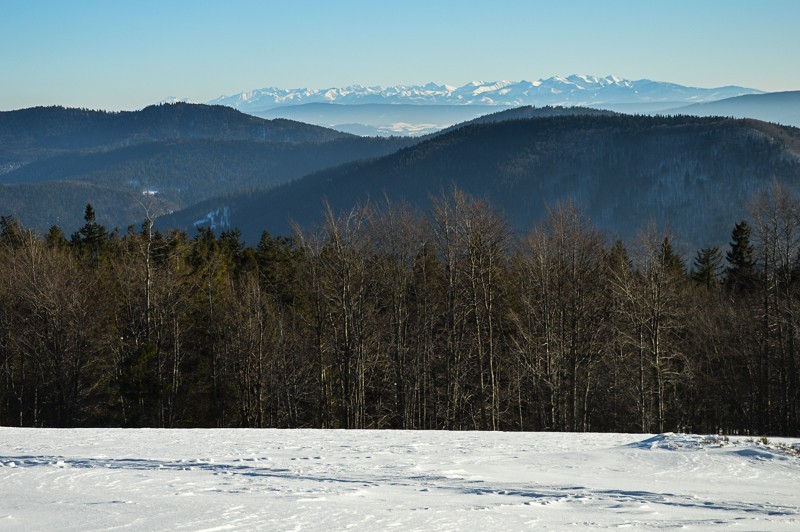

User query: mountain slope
[0,181,166,232]
[433,105,618,136]
[663,91,800,128]
[160,115,800,249]
[0,137,411,201]
[0,104,414,232]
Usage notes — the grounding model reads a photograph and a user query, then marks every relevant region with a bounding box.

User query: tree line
[1,186,799,435]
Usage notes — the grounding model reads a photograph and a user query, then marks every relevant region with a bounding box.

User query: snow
[1,429,798,530]
[205,77,763,112]
[193,207,230,230]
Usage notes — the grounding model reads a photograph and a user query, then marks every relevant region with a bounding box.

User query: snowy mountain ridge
[208,75,762,113]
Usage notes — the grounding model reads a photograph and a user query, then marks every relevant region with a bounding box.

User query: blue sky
[1,0,798,110]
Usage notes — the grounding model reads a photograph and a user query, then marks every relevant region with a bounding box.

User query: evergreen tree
[659,236,686,278]
[0,216,24,248]
[71,203,109,265]
[725,221,755,292]
[691,246,723,289]
[44,225,69,251]
[606,239,632,275]
[255,231,301,304]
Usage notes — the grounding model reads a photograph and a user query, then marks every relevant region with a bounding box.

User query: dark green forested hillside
[433,105,618,135]
[0,103,413,232]
[0,136,412,229]
[161,114,800,249]
[0,181,175,232]
[0,102,351,156]
[664,91,800,128]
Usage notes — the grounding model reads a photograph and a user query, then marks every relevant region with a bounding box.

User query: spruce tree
[72,203,109,265]
[725,221,755,292]
[0,216,24,248]
[660,236,686,278]
[691,246,723,289]
[43,226,69,253]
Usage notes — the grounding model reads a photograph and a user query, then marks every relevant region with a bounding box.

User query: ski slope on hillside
[1,429,798,530]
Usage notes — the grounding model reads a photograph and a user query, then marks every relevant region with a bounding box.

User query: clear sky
[1,0,798,111]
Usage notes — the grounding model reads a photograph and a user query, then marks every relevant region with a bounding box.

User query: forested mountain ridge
[0,103,413,232]
[664,91,800,128]
[431,105,618,135]
[0,102,351,158]
[161,114,800,249]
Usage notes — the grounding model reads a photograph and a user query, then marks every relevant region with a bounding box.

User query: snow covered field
[1,429,799,531]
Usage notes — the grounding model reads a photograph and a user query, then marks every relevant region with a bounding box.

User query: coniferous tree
[44,225,69,251]
[71,203,109,266]
[691,247,724,289]
[0,216,24,248]
[725,221,755,293]
[660,236,686,278]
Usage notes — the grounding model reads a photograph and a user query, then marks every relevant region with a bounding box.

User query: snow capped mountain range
[200,75,770,137]
[208,75,762,113]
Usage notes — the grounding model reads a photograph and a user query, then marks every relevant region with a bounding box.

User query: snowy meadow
[1,429,799,530]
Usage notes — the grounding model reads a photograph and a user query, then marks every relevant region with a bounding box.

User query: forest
[1,185,799,436]
[165,113,800,246]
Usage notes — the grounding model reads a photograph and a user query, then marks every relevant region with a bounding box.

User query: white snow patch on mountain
[193,207,230,230]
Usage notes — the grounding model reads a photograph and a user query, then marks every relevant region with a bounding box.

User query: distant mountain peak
[159,96,195,105]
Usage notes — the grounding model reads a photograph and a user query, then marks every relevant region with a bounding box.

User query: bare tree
[297,200,375,428]
[509,202,606,431]
[610,223,687,433]
[750,183,800,435]
[432,187,509,430]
